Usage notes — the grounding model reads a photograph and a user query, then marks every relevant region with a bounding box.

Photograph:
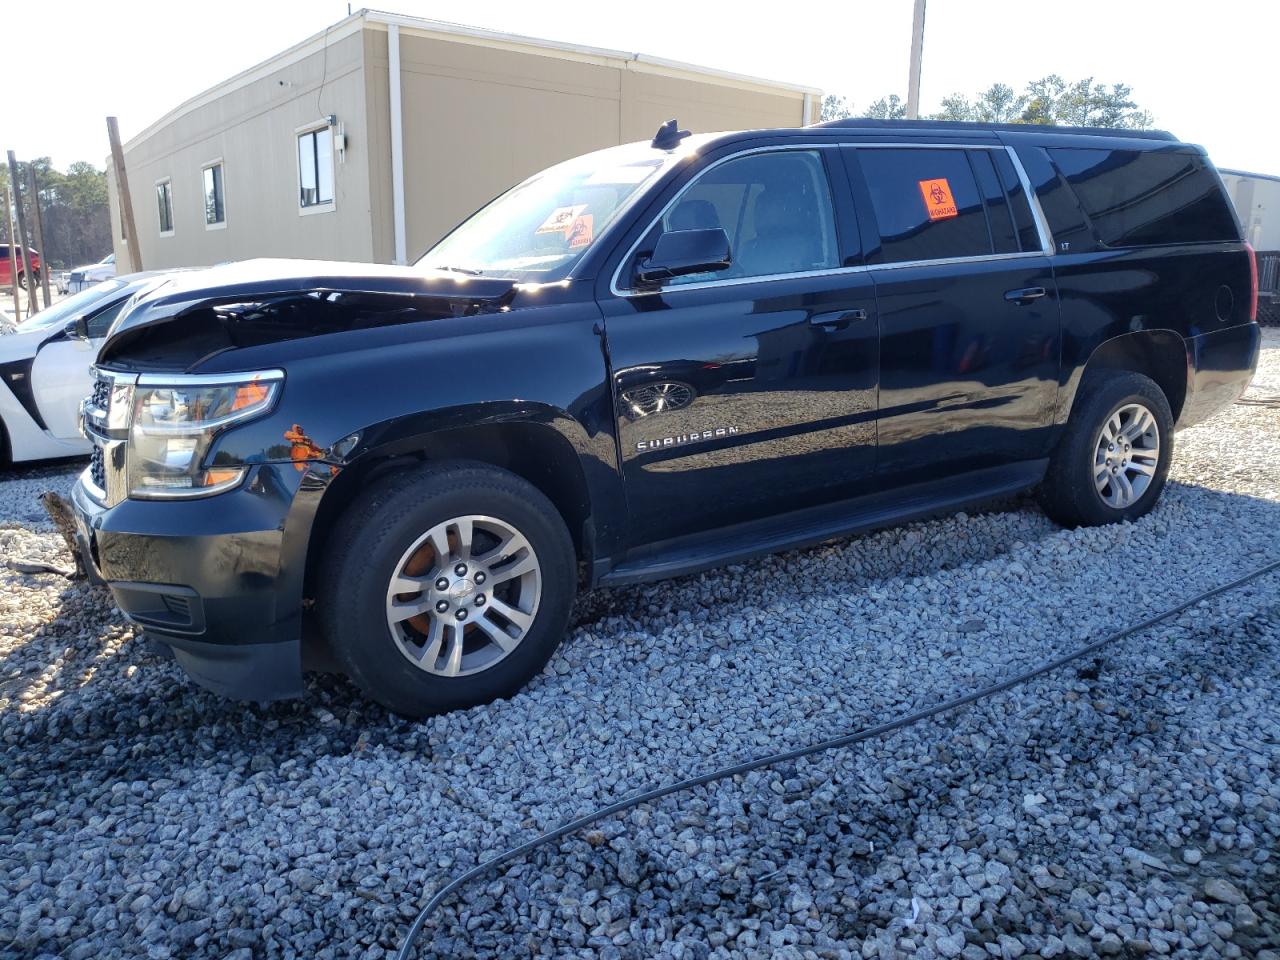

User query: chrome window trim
[611,251,1048,295]
[135,369,285,387]
[1003,145,1055,254]
[609,143,845,298]
[611,141,1056,298]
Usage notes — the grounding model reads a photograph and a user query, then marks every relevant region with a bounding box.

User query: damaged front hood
[100,258,525,366]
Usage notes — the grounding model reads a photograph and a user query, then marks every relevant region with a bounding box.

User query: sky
[6,0,1279,175]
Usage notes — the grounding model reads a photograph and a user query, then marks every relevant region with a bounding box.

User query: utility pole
[6,151,38,316]
[905,0,927,120]
[107,117,142,272]
[26,166,51,308]
[5,185,21,322]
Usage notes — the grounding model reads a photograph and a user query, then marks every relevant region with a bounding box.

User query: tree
[1,158,110,270]
[818,76,1151,130]
[863,95,906,120]
[819,94,853,122]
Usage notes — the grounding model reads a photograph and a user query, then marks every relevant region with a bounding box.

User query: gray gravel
[2,332,1278,959]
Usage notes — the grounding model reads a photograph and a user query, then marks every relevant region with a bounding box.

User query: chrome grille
[89,446,106,491]
[81,368,136,507]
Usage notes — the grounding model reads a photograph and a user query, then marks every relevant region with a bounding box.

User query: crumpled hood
[105,258,521,342]
[97,258,546,369]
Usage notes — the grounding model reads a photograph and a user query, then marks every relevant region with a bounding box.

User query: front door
[600,146,879,547]
[844,144,1061,486]
[31,297,128,439]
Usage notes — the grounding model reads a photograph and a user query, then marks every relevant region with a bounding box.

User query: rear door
[843,144,1061,486]
[599,144,880,547]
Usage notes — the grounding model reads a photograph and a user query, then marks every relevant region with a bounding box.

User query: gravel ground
[2,333,1279,959]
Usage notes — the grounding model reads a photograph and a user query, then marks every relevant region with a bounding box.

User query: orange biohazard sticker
[918,178,958,221]
[566,214,594,249]
[536,204,587,235]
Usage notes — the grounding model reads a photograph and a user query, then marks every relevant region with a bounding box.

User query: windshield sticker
[918,178,958,221]
[536,204,588,235]
[566,214,594,249]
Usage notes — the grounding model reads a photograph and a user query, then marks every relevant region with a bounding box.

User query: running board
[598,459,1048,587]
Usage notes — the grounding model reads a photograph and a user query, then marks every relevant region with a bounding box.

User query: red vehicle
[0,244,43,290]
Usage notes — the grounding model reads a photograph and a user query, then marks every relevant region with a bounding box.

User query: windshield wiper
[431,264,483,276]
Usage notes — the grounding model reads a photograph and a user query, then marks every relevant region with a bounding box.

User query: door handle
[1004,286,1048,305]
[810,308,868,330]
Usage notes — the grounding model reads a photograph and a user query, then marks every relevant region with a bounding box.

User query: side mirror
[64,318,89,341]
[635,228,731,286]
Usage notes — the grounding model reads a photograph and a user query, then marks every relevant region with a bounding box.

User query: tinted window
[86,298,130,339]
[991,150,1042,252]
[1049,148,1239,247]
[857,148,991,263]
[968,150,1019,254]
[655,150,840,284]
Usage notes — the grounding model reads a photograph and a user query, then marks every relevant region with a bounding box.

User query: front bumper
[70,463,309,702]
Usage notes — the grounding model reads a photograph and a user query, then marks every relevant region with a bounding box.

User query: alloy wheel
[1093,402,1160,509]
[385,514,541,677]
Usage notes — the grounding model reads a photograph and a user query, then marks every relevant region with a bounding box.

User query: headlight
[128,371,283,498]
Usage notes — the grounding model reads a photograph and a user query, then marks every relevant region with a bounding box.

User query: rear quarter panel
[1050,244,1255,425]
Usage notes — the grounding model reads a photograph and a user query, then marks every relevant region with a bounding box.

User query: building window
[297,126,334,210]
[156,179,174,236]
[203,162,225,227]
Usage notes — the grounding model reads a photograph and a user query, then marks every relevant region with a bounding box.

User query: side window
[1048,148,1239,247]
[85,299,128,340]
[968,150,1020,254]
[991,150,1043,252]
[856,148,991,263]
[652,150,840,285]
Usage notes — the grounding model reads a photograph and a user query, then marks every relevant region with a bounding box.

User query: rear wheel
[318,461,576,717]
[1038,370,1174,527]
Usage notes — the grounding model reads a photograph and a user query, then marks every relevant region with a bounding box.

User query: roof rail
[813,117,1178,141]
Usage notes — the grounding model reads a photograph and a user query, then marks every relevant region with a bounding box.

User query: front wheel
[318,462,576,717]
[1038,371,1174,527]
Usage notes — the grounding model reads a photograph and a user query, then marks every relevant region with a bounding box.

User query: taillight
[1245,241,1258,322]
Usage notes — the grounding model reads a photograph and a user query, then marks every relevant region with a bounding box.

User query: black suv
[72,119,1260,716]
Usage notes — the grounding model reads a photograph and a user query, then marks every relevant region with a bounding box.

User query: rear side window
[991,150,1043,252]
[856,148,992,263]
[968,151,1020,254]
[1048,148,1240,247]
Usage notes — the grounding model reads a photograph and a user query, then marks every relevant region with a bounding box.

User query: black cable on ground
[395,557,1280,960]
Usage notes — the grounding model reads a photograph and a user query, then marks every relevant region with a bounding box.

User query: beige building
[108,10,820,272]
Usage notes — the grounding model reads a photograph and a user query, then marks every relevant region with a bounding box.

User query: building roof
[124,9,821,152]
[1219,168,1280,184]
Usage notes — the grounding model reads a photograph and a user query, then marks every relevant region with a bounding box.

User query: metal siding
[115,31,376,271]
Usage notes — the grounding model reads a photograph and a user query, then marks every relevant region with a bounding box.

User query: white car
[0,274,167,464]
[67,253,117,294]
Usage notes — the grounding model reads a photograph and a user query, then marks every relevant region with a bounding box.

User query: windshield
[16,279,128,332]
[416,141,695,282]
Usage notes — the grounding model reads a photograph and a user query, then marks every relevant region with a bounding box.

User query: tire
[16,272,25,291]
[317,461,577,717]
[1038,370,1174,527]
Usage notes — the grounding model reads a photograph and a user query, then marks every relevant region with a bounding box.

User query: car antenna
[651,118,691,150]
